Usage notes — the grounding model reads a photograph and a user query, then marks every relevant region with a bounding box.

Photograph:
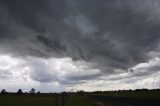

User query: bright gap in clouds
[0,54,102,92]
[0,53,160,92]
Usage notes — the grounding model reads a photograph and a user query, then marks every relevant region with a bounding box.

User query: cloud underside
[0,0,160,91]
[0,54,160,92]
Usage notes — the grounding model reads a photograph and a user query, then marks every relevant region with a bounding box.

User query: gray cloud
[0,0,160,74]
[0,69,12,79]
[26,58,102,84]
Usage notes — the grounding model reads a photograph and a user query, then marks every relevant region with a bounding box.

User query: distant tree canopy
[1,89,7,94]
[37,91,40,94]
[17,89,23,94]
[30,88,36,94]
[77,90,85,94]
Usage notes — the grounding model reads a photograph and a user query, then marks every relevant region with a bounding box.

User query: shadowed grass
[66,95,98,106]
[0,94,54,106]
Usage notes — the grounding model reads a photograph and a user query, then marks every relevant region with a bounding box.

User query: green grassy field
[66,95,98,106]
[0,95,55,106]
[0,94,99,106]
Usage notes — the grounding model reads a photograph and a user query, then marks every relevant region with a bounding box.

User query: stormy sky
[0,0,160,92]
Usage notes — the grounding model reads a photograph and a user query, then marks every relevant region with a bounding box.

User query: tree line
[0,88,40,94]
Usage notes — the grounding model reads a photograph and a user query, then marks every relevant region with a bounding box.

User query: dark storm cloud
[0,0,67,33]
[0,0,160,73]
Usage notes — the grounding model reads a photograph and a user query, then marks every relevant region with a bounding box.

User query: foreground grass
[66,95,98,106]
[0,94,54,106]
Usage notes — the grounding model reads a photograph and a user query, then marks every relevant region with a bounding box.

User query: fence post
[55,94,58,106]
[62,93,65,106]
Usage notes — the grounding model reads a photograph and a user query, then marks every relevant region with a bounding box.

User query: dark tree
[37,91,40,95]
[30,88,36,94]
[1,89,7,94]
[17,89,23,94]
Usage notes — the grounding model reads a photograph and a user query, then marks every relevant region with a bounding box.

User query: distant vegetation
[88,89,160,99]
